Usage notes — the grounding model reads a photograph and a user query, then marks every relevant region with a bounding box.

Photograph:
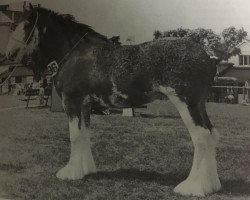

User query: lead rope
[48,32,89,79]
[58,32,89,66]
[26,12,39,45]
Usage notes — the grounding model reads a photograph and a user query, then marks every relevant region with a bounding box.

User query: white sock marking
[56,117,96,180]
[159,85,221,196]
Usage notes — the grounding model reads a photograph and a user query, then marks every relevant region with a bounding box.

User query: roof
[0,63,22,75]
[236,39,250,48]
[218,77,238,82]
[220,67,250,82]
[0,64,52,81]
[0,11,13,23]
[11,66,34,77]
[217,62,233,75]
[8,2,23,12]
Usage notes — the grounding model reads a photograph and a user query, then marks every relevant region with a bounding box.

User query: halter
[14,12,39,70]
[11,11,39,47]
[26,11,39,45]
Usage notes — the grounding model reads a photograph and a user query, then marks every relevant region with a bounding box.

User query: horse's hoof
[174,179,205,196]
[56,164,84,180]
[174,178,221,197]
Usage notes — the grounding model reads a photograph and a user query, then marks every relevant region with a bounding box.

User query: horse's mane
[36,7,108,41]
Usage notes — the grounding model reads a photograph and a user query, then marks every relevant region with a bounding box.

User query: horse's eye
[24,21,30,28]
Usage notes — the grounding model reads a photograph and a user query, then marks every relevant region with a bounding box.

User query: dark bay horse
[6,5,221,197]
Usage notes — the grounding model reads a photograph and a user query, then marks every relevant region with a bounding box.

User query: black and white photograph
[0,0,249,199]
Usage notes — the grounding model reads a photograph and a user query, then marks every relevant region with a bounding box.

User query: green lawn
[0,97,249,200]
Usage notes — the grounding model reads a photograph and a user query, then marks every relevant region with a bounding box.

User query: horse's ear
[29,3,34,10]
[23,3,33,13]
[23,2,28,12]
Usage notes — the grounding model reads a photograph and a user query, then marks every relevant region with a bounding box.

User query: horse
[6,5,221,197]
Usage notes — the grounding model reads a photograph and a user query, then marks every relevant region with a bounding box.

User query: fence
[209,86,250,104]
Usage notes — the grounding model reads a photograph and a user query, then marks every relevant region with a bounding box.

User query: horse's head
[7,4,39,61]
[6,4,50,79]
[6,4,108,79]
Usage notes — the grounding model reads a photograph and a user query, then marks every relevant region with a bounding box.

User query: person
[39,75,48,105]
[245,80,250,103]
[228,93,234,104]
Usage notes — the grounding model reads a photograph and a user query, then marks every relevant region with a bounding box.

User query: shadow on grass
[87,169,250,196]
[25,105,50,109]
[0,163,24,172]
[220,179,250,196]
[139,113,180,119]
[86,168,186,186]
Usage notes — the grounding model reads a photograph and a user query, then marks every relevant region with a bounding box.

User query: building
[0,1,40,55]
[0,64,23,94]
[210,40,250,103]
[0,1,43,94]
[218,39,250,85]
[0,3,23,55]
[228,40,250,67]
[0,64,33,94]
[0,10,13,55]
[0,64,52,95]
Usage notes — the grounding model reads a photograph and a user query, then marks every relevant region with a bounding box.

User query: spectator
[39,75,47,105]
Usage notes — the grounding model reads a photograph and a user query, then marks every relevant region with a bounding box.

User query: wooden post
[243,86,245,103]
[26,95,31,108]
[247,87,249,103]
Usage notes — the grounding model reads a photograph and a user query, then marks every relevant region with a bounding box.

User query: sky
[1,0,250,44]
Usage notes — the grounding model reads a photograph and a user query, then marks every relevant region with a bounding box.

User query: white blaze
[6,22,26,58]
[6,21,39,62]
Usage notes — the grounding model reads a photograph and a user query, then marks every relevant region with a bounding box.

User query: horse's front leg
[56,96,96,180]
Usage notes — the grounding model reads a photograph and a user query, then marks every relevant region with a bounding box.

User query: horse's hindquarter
[109,39,216,104]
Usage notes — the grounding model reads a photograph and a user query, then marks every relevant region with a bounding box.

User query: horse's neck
[40,29,107,65]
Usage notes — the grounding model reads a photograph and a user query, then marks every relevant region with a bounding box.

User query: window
[239,55,243,65]
[239,55,250,66]
[15,77,22,83]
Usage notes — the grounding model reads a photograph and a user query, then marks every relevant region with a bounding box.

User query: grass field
[0,96,249,200]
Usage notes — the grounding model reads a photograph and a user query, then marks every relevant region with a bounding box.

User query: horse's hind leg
[159,86,221,196]
[56,95,96,180]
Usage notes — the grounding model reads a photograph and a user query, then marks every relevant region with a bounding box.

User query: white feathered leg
[159,86,221,196]
[56,117,96,180]
[174,128,221,196]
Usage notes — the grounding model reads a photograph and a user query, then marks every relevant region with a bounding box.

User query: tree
[163,28,190,38]
[154,27,248,61]
[153,30,162,39]
[109,36,121,45]
[222,26,247,49]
